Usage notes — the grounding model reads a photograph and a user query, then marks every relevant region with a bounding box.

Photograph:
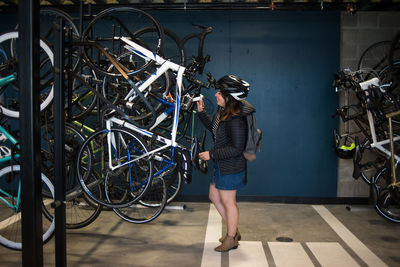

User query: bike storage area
[0,1,399,266]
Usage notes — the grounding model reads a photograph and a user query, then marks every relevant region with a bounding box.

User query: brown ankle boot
[219,229,241,243]
[214,234,239,252]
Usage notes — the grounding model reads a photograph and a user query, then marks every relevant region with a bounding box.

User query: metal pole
[388,117,396,185]
[18,0,43,266]
[54,19,67,267]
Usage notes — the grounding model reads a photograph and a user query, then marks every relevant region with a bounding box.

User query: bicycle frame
[103,37,186,172]
[0,73,16,88]
[360,78,400,162]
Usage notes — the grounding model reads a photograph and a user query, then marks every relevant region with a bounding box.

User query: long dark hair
[219,94,240,121]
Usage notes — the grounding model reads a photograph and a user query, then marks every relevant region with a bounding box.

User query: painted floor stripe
[268,242,313,267]
[201,204,222,267]
[312,205,387,267]
[307,242,359,267]
[230,241,269,267]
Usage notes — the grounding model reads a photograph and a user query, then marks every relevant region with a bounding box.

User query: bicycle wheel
[373,166,400,223]
[377,60,400,95]
[352,136,387,185]
[136,26,185,66]
[40,7,80,42]
[358,41,392,72]
[166,169,182,204]
[153,153,182,204]
[101,51,170,123]
[388,31,400,71]
[81,6,164,77]
[68,57,99,121]
[76,127,153,208]
[40,123,102,229]
[112,176,167,224]
[0,165,55,250]
[0,31,54,118]
[388,32,400,94]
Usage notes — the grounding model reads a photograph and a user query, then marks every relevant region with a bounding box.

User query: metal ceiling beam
[0,0,399,12]
[0,0,17,5]
[44,0,62,5]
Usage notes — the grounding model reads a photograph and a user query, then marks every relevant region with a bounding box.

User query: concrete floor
[1,202,400,266]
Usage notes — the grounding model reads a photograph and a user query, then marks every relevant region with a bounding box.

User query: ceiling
[0,0,399,12]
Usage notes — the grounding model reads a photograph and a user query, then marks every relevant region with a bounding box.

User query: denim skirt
[211,161,245,190]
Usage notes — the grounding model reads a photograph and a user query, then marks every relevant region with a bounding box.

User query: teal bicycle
[0,123,55,250]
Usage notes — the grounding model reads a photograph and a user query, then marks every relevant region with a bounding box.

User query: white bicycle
[75,35,209,223]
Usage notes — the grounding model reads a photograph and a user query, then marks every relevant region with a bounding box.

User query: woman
[196,75,254,252]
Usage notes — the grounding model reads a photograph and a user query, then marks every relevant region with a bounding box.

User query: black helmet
[215,75,250,100]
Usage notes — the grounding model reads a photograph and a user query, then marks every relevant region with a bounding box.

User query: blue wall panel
[152,10,340,197]
[0,10,340,198]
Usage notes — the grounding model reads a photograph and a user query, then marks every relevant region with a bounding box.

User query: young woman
[196,75,255,252]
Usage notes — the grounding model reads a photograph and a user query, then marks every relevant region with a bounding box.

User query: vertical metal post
[66,28,73,123]
[54,20,67,267]
[18,0,43,266]
[388,117,396,185]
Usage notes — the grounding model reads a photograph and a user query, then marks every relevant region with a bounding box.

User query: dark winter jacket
[197,100,255,175]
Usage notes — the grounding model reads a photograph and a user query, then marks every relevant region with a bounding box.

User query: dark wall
[0,9,340,198]
[151,10,340,197]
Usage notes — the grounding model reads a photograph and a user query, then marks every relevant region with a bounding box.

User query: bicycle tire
[40,7,80,40]
[358,40,392,72]
[0,31,54,118]
[101,51,170,123]
[377,60,400,95]
[120,26,185,124]
[69,57,99,121]
[76,127,153,208]
[166,169,182,204]
[81,6,164,77]
[136,26,185,66]
[352,135,387,185]
[40,123,103,229]
[40,8,93,119]
[373,166,400,223]
[103,26,181,100]
[0,165,55,250]
[150,153,182,205]
[112,176,167,224]
[388,31,400,71]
